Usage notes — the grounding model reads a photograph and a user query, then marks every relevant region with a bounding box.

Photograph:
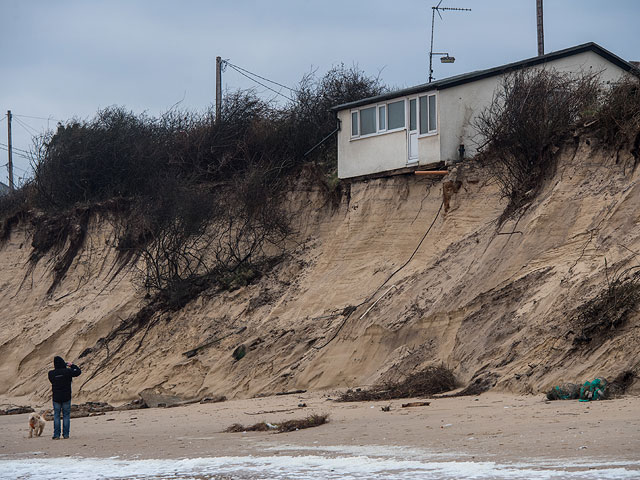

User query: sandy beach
[1,391,639,478]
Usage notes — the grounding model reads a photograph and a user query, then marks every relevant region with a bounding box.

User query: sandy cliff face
[1,137,639,404]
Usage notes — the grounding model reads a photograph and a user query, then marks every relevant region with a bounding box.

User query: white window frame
[418,93,438,137]
[350,95,430,141]
[378,105,387,132]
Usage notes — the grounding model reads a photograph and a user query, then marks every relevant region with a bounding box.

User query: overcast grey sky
[1,0,638,186]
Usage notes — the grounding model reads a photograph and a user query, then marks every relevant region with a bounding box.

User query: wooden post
[215,56,222,123]
[536,0,544,56]
[7,110,13,190]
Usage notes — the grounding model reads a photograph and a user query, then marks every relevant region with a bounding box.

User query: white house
[334,43,638,180]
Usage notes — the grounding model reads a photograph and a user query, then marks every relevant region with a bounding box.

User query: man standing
[48,356,81,440]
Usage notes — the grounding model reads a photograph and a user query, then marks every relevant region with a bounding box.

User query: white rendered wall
[338,51,631,177]
[438,50,630,163]
[337,109,408,179]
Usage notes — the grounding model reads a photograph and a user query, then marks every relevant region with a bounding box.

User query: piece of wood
[415,170,448,175]
[401,401,431,408]
[275,389,307,396]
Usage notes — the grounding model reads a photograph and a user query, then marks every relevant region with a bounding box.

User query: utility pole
[536,0,544,56]
[216,56,222,123]
[7,110,13,191]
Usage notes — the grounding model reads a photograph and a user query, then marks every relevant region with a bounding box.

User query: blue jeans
[52,400,71,438]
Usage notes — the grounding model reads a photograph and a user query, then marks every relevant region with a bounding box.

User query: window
[349,98,409,141]
[409,99,417,131]
[360,106,376,135]
[351,111,358,137]
[388,100,405,130]
[378,105,386,131]
[428,94,437,132]
[419,94,437,134]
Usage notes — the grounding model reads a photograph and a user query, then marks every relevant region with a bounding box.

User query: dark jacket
[48,356,81,403]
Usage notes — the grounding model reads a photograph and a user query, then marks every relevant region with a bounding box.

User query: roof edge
[333,42,639,112]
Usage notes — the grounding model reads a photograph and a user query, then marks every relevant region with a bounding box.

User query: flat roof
[333,42,639,112]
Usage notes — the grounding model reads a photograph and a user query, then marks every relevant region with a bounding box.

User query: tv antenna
[429,0,471,83]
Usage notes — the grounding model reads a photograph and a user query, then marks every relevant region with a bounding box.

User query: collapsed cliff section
[1,137,639,405]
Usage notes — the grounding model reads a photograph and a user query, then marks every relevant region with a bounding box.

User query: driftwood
[401,401,431,408]
[275,389,307,396]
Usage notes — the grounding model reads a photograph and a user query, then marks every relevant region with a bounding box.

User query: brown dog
[28,412,46,438]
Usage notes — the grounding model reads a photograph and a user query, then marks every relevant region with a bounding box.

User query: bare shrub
[593,76,640,160]
[475,69,600,221]
[337,366,457,402]
[573,265,640,345]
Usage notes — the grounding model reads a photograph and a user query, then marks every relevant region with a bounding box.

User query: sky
[1,0,639,186]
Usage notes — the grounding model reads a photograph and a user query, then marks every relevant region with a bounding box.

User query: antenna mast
[429,0,471,83]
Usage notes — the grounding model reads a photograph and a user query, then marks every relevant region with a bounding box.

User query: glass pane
[428,95,437,132]
[360,106,376,135]
[378,106,386,130]
[419,96,428,134]
[409,99,417,131]
[351,111,358,136]
[387,100,405,130]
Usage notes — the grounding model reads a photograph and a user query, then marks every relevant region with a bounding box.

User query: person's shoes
[63,436,69,439]
[52,437,60,440]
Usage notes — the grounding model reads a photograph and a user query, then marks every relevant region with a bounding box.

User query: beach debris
[547,378,610,401]
[224,414,328,434]
[441,423,453,428]
[275,389,307,396]
[200,395,227,404]
[114,398,147,411]
[579,378,607,402]
[381,405,391,412]
[43,402,115,420]
[0,406,35,415]
[402,401,431,408]
[337,366,456,402]
[546,383,580,401]
[298,403,307,407]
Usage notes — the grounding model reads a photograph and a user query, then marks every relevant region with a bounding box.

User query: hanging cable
[14,117,40,136]
[313,200,445,350]
[225,63,296,102]
[13,113,62,122]
[224,61,300,94]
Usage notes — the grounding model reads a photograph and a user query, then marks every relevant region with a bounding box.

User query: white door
[408,98,418,163]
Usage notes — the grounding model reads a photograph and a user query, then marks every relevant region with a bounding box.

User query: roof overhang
[332,42,640,112]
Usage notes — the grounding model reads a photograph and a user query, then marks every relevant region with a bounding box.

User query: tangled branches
[475,69,600,221]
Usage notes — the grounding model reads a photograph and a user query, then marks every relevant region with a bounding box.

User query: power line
[224,61,300,94]
[0,145,31,160]
[13,113,62,122]
[225,63,296,102]
[14,116,40,136]
[0,142,31,155]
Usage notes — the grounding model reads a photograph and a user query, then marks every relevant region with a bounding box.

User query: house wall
[438,50,630,164]
[337,109,408,179]
[337,50,631,178]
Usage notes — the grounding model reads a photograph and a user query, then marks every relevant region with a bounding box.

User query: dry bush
[608,370,636,397]
[337,366,457,402]
[475,69,600,221]
[573,266,640,345]
[593,76,640,159]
